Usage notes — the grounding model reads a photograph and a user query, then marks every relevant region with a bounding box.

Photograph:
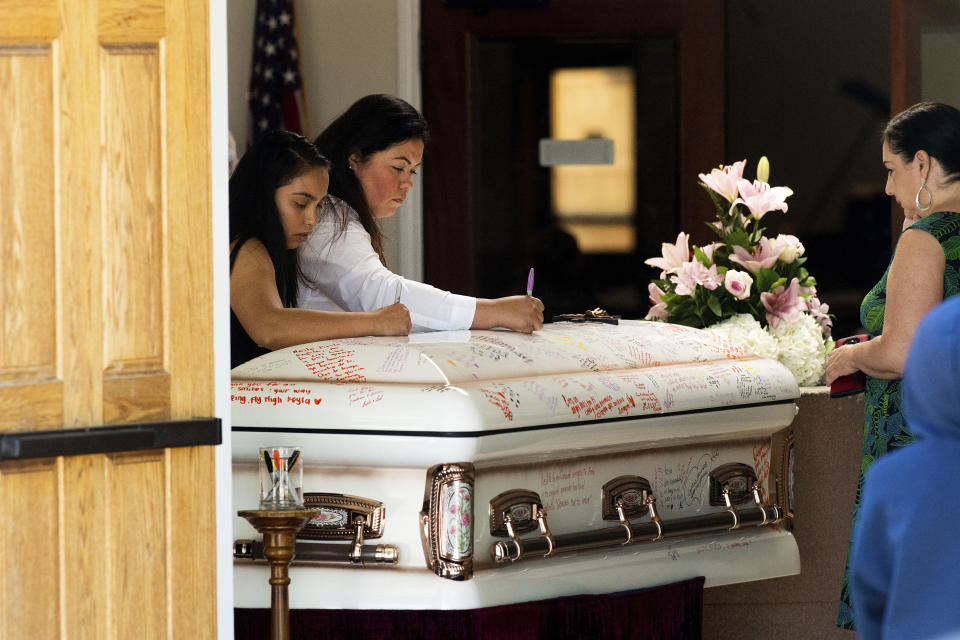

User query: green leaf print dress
[838,210,960,629]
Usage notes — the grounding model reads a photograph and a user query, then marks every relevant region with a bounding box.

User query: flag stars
[249,1,303,140]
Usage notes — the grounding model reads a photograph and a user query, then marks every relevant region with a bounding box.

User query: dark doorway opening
[472,38,678,319]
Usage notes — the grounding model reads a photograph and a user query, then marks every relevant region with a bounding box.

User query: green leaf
[693,246,712,267]
[755,267,779,292]
[770,277,787,290]
[707,295,723,317]
[725,229,752,249]
[701,182,732,211]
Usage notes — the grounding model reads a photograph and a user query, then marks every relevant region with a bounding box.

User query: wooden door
[0,1,218,638]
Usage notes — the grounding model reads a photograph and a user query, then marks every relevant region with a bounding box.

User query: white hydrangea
[767,312,829,386]
[705,314,780,360]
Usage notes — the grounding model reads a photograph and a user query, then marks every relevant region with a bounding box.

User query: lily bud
[757,156,770,183]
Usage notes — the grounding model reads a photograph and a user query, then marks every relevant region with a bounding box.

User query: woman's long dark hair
[884,102,960,185]
[314,94,429,262]
[230,130,330,307]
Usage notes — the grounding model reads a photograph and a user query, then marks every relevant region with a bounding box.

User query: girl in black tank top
[229,131,409,369]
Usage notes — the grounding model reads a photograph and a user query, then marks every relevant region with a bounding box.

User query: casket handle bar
[489,489,556,561]
[349,515,366,563]
[298,492,386,541]
[601,475,662,543]
[265,492,401,566]
[491,466,783,564]
[709,462,762,531]
[233,538,399,566]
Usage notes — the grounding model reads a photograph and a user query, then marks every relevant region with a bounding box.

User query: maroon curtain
[234,576,704,639]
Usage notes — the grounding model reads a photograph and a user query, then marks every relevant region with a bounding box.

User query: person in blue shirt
[850,295,960,639]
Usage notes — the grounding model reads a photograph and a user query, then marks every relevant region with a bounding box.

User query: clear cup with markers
[258,446,304,510]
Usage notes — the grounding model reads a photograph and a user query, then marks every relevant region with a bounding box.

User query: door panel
[0,42,60,429]
[1,458,60,640]
[0,0,216,637]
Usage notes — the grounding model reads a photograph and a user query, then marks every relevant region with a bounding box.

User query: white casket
[231,320,800,610]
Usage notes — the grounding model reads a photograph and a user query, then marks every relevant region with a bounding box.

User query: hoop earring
[915,178,933,212]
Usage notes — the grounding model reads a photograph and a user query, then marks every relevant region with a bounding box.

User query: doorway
[421,0,725,319]
[472,38,678,319]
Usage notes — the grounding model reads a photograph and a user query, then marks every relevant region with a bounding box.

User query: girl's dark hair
[884,101,960,185]
[314,94,429,262]
[229,130,330,307]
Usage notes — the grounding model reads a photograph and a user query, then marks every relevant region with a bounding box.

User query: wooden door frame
[421,0,725,294]
[888,0,960,244]
[889,0,918,242]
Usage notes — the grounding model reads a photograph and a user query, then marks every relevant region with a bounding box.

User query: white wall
[922,27,960,109]
[227,0,422,278]
[211,0,234,636]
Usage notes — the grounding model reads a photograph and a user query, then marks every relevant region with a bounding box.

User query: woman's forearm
[471,296,544,333]
[242,306,407,350]
[848,336,907,379]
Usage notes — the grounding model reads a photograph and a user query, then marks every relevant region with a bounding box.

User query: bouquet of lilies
[644,157,834,385]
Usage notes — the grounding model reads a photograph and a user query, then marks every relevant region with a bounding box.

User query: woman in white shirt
[298,94,544,333]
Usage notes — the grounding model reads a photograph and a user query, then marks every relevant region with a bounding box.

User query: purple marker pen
[526,268,535,296]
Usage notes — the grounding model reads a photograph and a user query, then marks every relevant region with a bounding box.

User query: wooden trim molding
[0,417,221,461]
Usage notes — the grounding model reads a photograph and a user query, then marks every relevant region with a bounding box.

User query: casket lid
[233,320,763,385]
[231,321,799,438]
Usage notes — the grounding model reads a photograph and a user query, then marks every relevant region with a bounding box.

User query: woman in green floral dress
[825,101,960,630]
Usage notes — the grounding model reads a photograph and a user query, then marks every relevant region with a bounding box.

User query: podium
[237,509,314,640]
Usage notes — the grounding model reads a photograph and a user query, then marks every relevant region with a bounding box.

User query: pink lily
[731,179,794,220]
[645,232,690,277]
[673,260,722,296]
[728,237,783,274]
[761,278,804,328]
[806,297,833,338]
[698,160,746,203]
[645,283,669,320]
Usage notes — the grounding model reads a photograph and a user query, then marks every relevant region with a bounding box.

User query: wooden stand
[238,509,314,640]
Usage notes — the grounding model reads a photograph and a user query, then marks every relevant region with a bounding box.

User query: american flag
[248,0,305,141]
